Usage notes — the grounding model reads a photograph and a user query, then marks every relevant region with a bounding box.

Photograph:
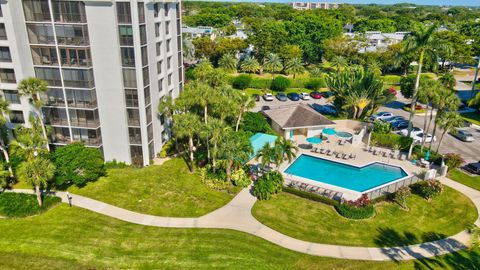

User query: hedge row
[283,186,338,206]
[0,193,61,218]
[334,203,375,219]
[229,75,326,90]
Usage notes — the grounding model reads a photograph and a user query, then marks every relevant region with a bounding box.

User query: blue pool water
[284,155,408,192]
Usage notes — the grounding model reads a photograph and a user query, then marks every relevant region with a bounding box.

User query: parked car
[263,93,274,101]
[413,133,436,143]
[252,94,260,102]
[261,105,270,111]
[399,127,423,137]
[287,92,300,101]
[383,116,405,123]
[465,161,480,175]
[321,91,333,98]
[310,103,337,116]
[276,92,288,101]
[310,91,322,99]
[299,92,310,100]
[451,129,475,142]
[390,120,409,131]
[370,112,394,121]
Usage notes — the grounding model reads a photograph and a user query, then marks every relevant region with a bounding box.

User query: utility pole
[471,56,480,100]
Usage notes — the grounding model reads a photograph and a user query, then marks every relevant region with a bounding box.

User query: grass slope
[461,112,480,126]
[1,205,479,270]
[449,169,480,191]
[69,158,239,217]
[252,187,477,247]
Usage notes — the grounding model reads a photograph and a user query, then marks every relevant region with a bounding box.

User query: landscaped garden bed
[0,193,60,218]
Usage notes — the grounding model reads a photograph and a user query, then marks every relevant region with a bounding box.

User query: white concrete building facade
[0,0,184,166]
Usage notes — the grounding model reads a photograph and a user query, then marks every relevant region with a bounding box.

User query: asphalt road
[252,94,480,164]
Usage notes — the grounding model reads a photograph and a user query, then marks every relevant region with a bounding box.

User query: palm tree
[10,116,48,162]
[331,56,347,71]
[436,112,464,152]
[309,67,322,78]
[428,88,460,149]
[417,80,438,151]
[439,73,456,89]
[275,137,298,164]
[208,118,229,169]
[285,58,304,79]
[400,24,451,136]
[17,77,50,151]
[255,142,275,168]
[218,54,238,73]
[240,56,260,74]
[17,157,55,206]
[367,60,382,76]
[0,100,13,178]
[219,131,252,181]
[469,92,480,107]
[234,92,256,132]
[263,53,283,79]
[172,113,201,172]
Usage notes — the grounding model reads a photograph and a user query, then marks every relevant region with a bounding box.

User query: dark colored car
[310,91,322,99]
[465,161,480,175]
[276,92,288,101]
[287,93,300,101]
[261,105,270,111]
[321,91,333,98]
[310,103,337,116]
[252,94,260,102]
[390,120,409,131]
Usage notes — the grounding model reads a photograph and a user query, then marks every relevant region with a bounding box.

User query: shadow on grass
[374,227,478,269]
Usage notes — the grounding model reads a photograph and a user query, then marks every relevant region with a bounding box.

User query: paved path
[8,176,480,261]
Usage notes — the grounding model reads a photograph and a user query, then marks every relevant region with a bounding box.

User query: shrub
[232,74,252,90]
[105,159,130,169]
[444,153,465,171]
[239,112,275,135]
[372,121,392,134]
[335,194,374,219]
[51,143,105,188]
[270,76,291,92]
[304,78,323,91]
[371,132,412,150]
[0,193,60,218]
[231,168,251,187]
[419,180,444,201]
[159,140,176,158]
[394,186,411,210]
[199,167,231,190]
[250,77,271,89]
[283,186,338,206]
[252,171,283,200]
[412,146,443,165]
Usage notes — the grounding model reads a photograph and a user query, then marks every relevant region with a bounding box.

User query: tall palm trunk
[429,113,440,149]
[235,107,244,132]
[204,106,210,161]
[35,184,42,206]
[226,160,232,181]
[188,136,194,172]
[421,104,433,151]
[356,107,365,120]
[436,130,447,153]
[33,95,50,152]
[407,50,424,137]
[0,144,13,177]
[212,142,217,168]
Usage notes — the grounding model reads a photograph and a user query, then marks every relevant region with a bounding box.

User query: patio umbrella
[289,130,293,140]
[425,150,431,161]
[322,128,337,136]
[306,137,322,144]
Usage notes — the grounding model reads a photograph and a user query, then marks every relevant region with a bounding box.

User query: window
[147,123,153,141]
[0,69,16,83]
[22,0,51,21]
[116,2,131,24]
[145,105,152,123]
[35,67,61,86]
[51,127,71,144]
[165,21,170,35]
[125,89,138,107]
[166,39,171,53]
[127,108,140,126]
[139,25,146,45]
[123,69,136,88]
[43,88,65,107]
[130,145,143,166]
[142,66,149,86]
[55,24,89,46]
[26,23,55,44]
[138,2,145,24]
[154,4,159,17]
[118,26,134,46]
[167,57,171,69]
[144,86,150,105]
[129,127,142,144]
[157,60,162,74]
[0,24,6,40]
[156,42,162,56]
[148,141,154,160]
[121,47,135,67]
[141,46,148,67]
[3,90,20,104]
[168,74,172,86]
[0,47,11,62]
[158,78,163,92]
[164,3,169,17]
[72,128,102,146]
[62,68,94,88]
[43,107,68,126]
[53,1,86,23]
[66,89,97,108]
[69,109,100,128]
[155,23,161,37]
[9,111,25,124]
[31,46,58,66]
[59,48,91,67]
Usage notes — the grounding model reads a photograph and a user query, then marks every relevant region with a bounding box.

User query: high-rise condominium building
[0,0,184,166]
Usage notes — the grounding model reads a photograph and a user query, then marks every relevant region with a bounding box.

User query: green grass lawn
[461,112,480,126]
[1,205,479,270]
[0,193,61,218]
[68,158,240,217]
[252,187,477,247]
[449,169,480,191]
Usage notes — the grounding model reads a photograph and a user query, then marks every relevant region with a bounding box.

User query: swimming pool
[284,154,408,192]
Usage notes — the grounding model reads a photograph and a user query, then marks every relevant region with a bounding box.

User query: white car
[299,92,310,100]
[370,112,394,121]
[399,127,423,137]
[263,93,274,101]
[413,133,436,143]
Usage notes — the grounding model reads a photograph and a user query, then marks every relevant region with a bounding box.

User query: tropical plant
[399,24,451,136]
[234,92,256,132]
[309,67,322,77]
[51,143,105,187]
[239,112,274,135]
[218,131,252,181]
[284,58,304,79]
[9,117,48,163]
[427,87,460,150]
[17,77,50,151]
[207,118,229,168]
[218,54,238,73]
[263,53,283,79]
[331,56,347,71]
[240,56,260,74]
[395,186,411,210]
[255,142,276,168]
[420,179,444,201]
[16,157,55,206]
[252,170,283,200]
[232,74,252,90]
[439,73,456,89]
[0,162,10,190]
[231,168,251,187]
[372,120,392,134]
[367,60,382,76]
[436,111,464,152]
[444,153,465,171]
[275,137,298,165]
[304,78,323,91]
[0,99,13,178]
[172,113,201,172]
[270,76,291,92]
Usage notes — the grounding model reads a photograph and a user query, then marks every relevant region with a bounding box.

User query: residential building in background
[0,0,184,166]
[345,31,408,52]
[290,2,340,10]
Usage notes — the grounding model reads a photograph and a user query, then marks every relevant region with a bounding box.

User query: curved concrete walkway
[8,176,480,261]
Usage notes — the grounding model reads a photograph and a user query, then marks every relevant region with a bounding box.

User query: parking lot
[252,94,329,112]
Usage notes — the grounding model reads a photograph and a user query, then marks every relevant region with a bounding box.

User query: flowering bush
[444,153,465,171]
[420,180,444,201]
[335,194,374,219]
[395,186,411,210]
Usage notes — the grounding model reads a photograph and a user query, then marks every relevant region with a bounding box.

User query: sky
[192,0,480,7]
